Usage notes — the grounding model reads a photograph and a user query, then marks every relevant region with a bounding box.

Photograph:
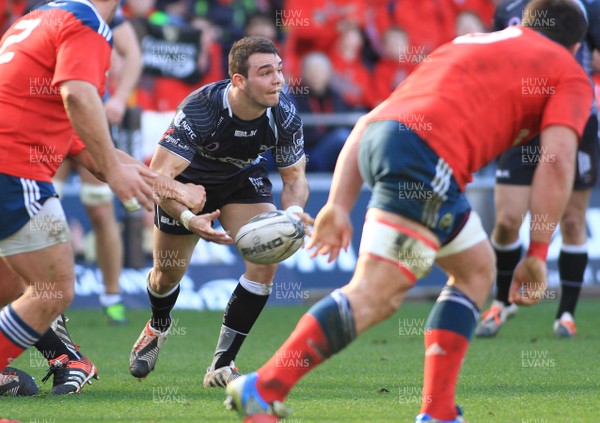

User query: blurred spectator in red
[194,0,275,72]
[372,26,414,106]
[128,0,224,111]
[245,13,278,44]
[292,52,352,172]
[281,0,366,78]
[328,25,376,110]
[451,0,495,31]
[454,10,486,36]
[1,0,26,35]
[391,0,455,55]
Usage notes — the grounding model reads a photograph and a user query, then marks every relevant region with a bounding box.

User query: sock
[556,244,587,319]
[421,286,479,421]
[99,293,122,308]
[256,290,356,403]
[211,276,271,370]
[148,281,180,332]
[51,315,82,360]
[0,305,42,371]
[34,328,79,361]
[492,239,522,305]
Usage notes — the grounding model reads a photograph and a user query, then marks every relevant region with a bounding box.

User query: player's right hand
[106,162,157,212]
[509,256,548,306]
[187,209,233,244]
[306,203,352,263]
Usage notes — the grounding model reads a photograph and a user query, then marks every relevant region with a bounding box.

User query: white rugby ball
[235,210,305,265]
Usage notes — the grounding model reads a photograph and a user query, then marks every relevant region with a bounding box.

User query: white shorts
[0,197,70,256]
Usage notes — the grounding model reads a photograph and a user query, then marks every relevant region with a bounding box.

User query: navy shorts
[0,174,57,239]
[357,120,471,245]
[154,163,275,235]
[496,115,598,190]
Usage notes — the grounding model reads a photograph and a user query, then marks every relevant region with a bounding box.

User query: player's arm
[509,125,578,305]
[306,117,366,260]
[151,146,232,244]
[73,147,204,213]
[529,125,577,244]
[279,156,309,210]
[327,116,366,211]
[105,21,142,125]
[61,80,156,211]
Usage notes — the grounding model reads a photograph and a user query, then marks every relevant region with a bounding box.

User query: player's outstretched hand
[188,209,233,244]
[509,256,548,306]
[107,162,157,212]
[306,203,352,263]
[286,209,315,238]
[180,183,206,214]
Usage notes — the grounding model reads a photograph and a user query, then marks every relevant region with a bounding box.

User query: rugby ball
[235,210,305,264]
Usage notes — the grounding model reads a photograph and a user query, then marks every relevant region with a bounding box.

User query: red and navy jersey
[365,27,593,191]
[495,0,600,113]
[0,0,112,182]
[158,80,305,186]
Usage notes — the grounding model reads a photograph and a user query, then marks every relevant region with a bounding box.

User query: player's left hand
[187,209,233,244]
[179,183,206,214]
[509,256,548,306]
[104,96,127,125]
[306,203,352,263]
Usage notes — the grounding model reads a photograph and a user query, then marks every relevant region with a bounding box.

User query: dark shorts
[357,120,471,245]
[0,174,57,239]
[154,163,275,235]
[496,115,598,190]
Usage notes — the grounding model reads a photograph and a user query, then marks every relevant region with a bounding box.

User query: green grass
[2,300,599,422]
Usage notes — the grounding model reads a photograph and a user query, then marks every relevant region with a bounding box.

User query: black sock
[212,282,269,369]
[149,284,180,332]
[556,248,587,319]
[493,242,523,305]
[34,328,79,361]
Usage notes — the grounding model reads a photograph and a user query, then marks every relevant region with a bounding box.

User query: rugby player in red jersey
[224,1,592,422]
[0,0,203,396]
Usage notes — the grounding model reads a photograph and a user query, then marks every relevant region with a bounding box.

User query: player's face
[243,53,284,108]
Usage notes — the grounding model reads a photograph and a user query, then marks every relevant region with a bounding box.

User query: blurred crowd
[0,0,499,171]
[2,0,600,172]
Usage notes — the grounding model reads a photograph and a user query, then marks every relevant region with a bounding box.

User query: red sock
[420,329,469,421]
[0,330,26,372]
[256,314,328,403]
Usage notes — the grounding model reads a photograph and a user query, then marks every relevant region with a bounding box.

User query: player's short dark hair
[228,36,279,78]
[521,0,587,48]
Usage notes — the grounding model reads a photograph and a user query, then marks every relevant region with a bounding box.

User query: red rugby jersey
[0,0,112,182]
[365,27,593,190]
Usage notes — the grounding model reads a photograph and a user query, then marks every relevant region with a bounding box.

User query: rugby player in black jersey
[129,36,311,388]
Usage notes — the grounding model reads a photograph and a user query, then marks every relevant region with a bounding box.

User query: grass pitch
[2,300,599,423]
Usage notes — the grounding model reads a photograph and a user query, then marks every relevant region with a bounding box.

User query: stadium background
[2,0,600,309]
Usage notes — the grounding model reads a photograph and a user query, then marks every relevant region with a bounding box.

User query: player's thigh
[560,189,591,244]
[3,241,75,301]
[219,202,277,238]
[152,226,198,286]
[436,238,495,308]
[493,183,530,242]
[0,259,27,307]
[344,208,439,332]
[0,194,74,290]
[220,202,278,283]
